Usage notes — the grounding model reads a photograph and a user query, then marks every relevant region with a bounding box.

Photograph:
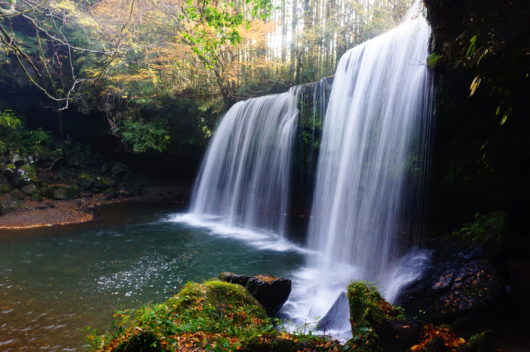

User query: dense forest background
[0,0,413,178]
[2,0,529,230]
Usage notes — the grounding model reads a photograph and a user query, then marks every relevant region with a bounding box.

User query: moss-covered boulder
[77,172,95,191]
[219,272,292,316]
[30,192,43,202]
[90,280,340,352]
[345,282,420,352]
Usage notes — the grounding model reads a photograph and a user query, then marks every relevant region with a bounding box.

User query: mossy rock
[91,280,339,352]
[448,212,504,260]
[165,280,266,317]
[39,185,52,198]
[219,272,292,316]
[345,282,420,352]
[77,172,95,191]
[92,280,268,351]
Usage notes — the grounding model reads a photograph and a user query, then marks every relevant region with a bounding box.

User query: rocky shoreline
[0,142,190,230]
[0,184,188,230]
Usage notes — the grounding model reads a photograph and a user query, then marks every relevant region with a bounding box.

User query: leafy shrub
[116,119,171,154]
[0,109,53,155]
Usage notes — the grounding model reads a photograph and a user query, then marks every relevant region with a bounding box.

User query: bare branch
[0,0,17,16]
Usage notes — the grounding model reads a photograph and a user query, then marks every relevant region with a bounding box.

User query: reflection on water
[0,203,304,351]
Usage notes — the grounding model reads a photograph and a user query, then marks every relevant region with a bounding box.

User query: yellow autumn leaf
[469,75,482,97]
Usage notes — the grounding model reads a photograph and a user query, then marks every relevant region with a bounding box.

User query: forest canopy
[0,0,413,152]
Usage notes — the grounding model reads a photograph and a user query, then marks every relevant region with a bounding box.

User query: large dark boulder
[396,212,505,323]
[219,272,291,316]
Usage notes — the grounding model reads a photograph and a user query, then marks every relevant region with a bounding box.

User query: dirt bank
[0,185,189,230]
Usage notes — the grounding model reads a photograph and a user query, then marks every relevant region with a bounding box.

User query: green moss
[426,53,443,69]
[451,212,504,242]
[446,211,505,262]
[90,279,339,352]
[77,172,95,190]
[89,280,269,351]
[466,330,495,352]
[345,282,406,352]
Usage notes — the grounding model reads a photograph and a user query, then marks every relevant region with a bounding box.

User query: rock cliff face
[424,5,530,346]
[424,0,530,229]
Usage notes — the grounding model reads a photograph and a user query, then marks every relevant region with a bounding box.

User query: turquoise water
[0,203,305,351]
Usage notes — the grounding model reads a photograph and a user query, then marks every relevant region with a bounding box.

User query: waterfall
[309,13,432,282]
[282,10,432,338]
[179,87,301,242]
[173,2,432,340]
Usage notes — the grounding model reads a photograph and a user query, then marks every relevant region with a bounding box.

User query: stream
[0,202,305,351]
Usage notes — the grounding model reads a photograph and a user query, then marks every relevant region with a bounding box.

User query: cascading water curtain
[281,6,433,337]
[188,87,301,237]
[307,12,432,284]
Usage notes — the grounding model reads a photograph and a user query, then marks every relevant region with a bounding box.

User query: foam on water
[169,213,311,253]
